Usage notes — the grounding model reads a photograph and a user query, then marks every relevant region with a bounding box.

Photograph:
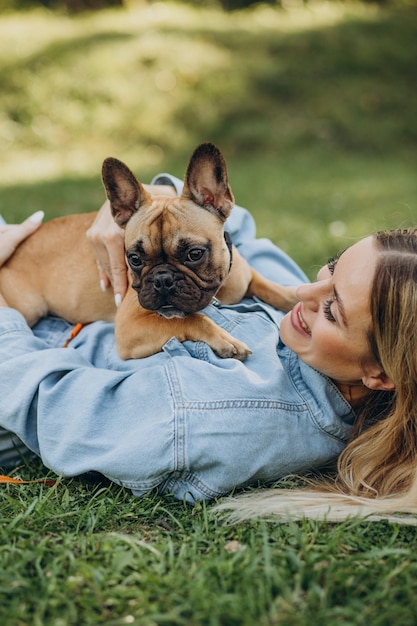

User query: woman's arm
[0,211,44,260]
[0,211,46,465]
[0,211,45,307]
[0,204,311,491]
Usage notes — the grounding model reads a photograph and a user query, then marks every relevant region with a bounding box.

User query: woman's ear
[362,372,395,391]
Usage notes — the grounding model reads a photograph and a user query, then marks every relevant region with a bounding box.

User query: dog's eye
[187,248,205,263]
[127,253,143,269]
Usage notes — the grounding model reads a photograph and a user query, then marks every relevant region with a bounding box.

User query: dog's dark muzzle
[151,268,176,298]
[134,265,217,315]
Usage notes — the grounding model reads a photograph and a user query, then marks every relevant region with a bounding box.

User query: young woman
[0,174,416,523]
[218,228,417,524]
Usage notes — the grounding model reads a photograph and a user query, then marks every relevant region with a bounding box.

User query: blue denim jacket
[0,176,355,502]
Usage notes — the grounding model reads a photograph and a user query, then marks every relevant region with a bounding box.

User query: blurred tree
[217,0,271,9]
[63,0,123,9]
[217,0,408,9]
[1,0,123,12]
[1,0,410,12]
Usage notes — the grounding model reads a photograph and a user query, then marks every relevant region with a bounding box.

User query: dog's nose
[153,270,175,294]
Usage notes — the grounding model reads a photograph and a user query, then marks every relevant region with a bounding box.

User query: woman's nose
[296,280,329,310]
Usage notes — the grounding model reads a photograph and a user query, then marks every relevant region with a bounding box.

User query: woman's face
[280,236,378,385]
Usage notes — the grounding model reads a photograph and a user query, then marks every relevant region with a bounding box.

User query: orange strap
[0,474,57,486]
[62,322,85,348]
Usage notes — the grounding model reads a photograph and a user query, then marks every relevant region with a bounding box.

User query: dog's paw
[211,331,252,361]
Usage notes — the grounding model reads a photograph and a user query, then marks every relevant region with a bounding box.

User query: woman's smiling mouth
[291,302,311,336]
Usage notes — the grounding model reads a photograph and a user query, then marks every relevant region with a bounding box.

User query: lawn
[0,1,416,275]
[1,2,417,624]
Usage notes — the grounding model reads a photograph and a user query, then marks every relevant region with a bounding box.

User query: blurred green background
[0,0,415,278]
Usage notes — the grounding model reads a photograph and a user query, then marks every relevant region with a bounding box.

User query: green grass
[0,1,415,275]
[2,461,417,626]
[1,2,417,624]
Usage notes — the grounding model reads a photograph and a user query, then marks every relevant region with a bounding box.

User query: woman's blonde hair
[215,229,417,525]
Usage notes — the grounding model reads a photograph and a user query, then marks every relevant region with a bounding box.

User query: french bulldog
[0,142,297,360]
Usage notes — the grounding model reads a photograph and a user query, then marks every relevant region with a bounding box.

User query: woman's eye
[187,248,205,263]
[127,253,143,268]
[323,298,337,323]
[327,256,339,275]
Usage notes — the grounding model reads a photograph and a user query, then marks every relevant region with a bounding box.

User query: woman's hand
[86,200,127,306]
[87,185,176,305]
[0,211,44,267]
[0,210,44,307]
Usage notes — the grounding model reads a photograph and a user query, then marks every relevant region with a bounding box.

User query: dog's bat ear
[182,143,235,221]
[102,158,151,227]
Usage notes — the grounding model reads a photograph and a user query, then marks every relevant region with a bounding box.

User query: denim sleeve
[0,309,175,483]
[0,308,350,499]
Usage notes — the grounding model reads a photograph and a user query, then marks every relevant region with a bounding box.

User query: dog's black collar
[211,232,233,308]
[224,230,233,271]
